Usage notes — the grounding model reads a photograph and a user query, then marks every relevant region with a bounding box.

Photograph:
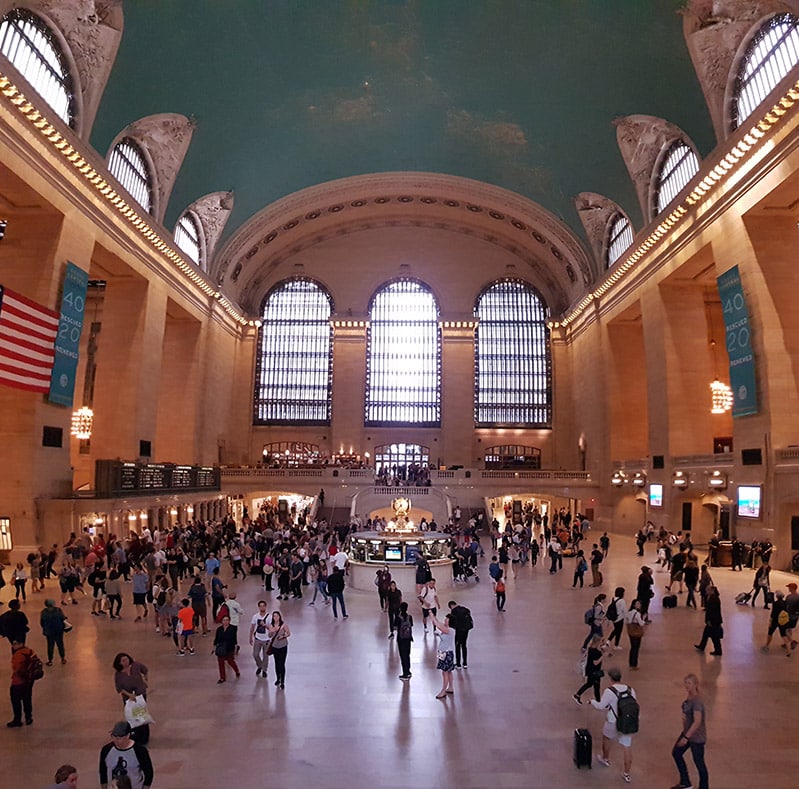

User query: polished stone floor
[2,533,798,788]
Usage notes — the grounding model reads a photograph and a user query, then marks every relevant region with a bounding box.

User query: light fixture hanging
[70,406,94,439]
[706,295,733,415]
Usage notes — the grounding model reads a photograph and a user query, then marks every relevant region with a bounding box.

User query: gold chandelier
[709,379,733,414]
[70,406,94,439]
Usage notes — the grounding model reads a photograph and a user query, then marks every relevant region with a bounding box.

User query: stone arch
[213,173,592,319]
[178,191,234,274]
[574,192,635,278]
[614,115,702,226]
[681,0,798,143]
[106,113,195,224]
[0,0,124,140]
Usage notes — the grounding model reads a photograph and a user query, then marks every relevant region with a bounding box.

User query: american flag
[0,285,59,393]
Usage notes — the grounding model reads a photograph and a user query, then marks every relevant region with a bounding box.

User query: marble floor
[1,534,798,788]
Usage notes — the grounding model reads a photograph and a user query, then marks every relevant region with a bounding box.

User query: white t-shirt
[591,683,636,723]
[251,612,270,641]
[333,551,348,571]
[226,598,243,626]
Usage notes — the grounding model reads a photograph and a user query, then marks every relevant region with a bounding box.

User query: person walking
[572,550,587,588]
[176,598,196,656]
[670,673,709,789]
[626,599,647,670]
[40,599,68,666]
[105,569,123,619]
[395,601,414,680]
[751,561,771,608]
[418,578,440,633]
[112,652,150,744]
[590,667,637,782]
[589,543,604,587]
[326,566,348,619]
[131,565,149,622]
[447,599,474,669]
[12,562,27,601]
[386,581,402,638]
[376,564,392,611]
[698,564,714,609]
[6,638,36,727]
[99,720,154,789]
[603,587,627,654]
[694,585,723,655]
[248,600,271,677]
[636,566,654,622]
[683,559,699,609]
[212,614,240,683]
[573,634,604,704]
[267,611,290,689]
[582,594,607,650]
[430,611,455,699]
[761,590,791,653]
[0,599,29,644]
[495,570,507,612]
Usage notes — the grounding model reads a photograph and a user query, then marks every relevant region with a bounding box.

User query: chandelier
[70,406,94,439]
[709,379,733,414]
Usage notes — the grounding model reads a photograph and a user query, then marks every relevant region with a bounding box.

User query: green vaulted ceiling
[91,0,716,242]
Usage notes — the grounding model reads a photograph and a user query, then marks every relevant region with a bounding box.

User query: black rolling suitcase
[574,727,592,768]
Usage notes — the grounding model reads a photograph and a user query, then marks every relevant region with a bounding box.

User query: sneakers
[177,650,185,656]
[669,784,693,789]
[399,674,411,680]
[597,756,610,767]
[455,664,462,669]
[388,633,394,639]
[572,694,582,705]
[623,772,631,782]
[462,664,468,669]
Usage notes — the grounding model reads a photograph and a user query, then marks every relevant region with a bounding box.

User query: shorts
[133,593,147,605]
[768,622,788,637]
[422,607,436,620]
[93,587,104,599]
[603,721,633,748]
[181,629,194,637]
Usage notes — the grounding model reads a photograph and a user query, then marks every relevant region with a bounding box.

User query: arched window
[108,138,153,213]
[733,13,799,129]
[475,280,551,427]
[653,141,699,216]
[254,279,333,425]
[174,212,201,267]
[366,279,441,426]
[606,214,634,267]
[0,9,76,127]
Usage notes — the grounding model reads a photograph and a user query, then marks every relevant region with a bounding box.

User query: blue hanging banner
[716,265,758,417]
[48,261,89,407]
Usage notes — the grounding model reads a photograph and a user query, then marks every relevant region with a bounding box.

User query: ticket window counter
[349,537,451,564]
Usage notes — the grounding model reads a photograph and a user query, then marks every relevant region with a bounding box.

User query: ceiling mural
[91,0,716,243]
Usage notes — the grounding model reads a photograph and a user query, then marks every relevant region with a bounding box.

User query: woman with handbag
[212,614,240,683]
[40,599,68,666]
[626,599,647,670]
[113,652,150,744]
[267,611,291,689]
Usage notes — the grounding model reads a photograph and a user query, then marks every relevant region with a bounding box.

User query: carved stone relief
[681,0,798,141]
[113,113,195,224]
[185,191,234,277]
[574,192,632,280]
[11,0,124,140]
[614,115,699,225]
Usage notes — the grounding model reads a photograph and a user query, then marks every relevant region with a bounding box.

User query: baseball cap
[787,582,798,590]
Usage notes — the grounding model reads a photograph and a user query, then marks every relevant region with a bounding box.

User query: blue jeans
[672,738,708,789]
[311,580,329,603]
[330,591,347,617]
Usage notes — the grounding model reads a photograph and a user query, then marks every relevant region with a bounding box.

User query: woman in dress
[267,611,291,689]
[112,652,150,744]
[430,611,455,698]
[212,614,240,683]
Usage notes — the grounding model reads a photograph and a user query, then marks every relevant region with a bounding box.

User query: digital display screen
[385,546,402,561]
[738,485,762,518]
[649,483,663,508]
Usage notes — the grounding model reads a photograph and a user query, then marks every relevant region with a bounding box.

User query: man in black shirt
[447,600,474,669]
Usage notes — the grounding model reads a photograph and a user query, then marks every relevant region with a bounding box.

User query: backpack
[496,580,506,594]
[607,598,618,621]
[610,686,640,734]
[23,649,45,683]
[215,603,230,624]
[578,559,588,573]
[584,607,595,625]
[461,608,474,631]
[398,617,413,640]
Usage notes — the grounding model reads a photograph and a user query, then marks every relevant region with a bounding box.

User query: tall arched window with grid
[732,13,799,130]
[108,138,153,214]
[365,279,441,426]
[606,213,633,268]
[254,278,333,425]
[653,140,699,216]
[0,9,76,128]
[475,279,551,427]
[174,212,201,267]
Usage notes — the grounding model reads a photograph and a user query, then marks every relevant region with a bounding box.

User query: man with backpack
[447,599,474,669]
[590,667,638,783]
[7,637,42,727]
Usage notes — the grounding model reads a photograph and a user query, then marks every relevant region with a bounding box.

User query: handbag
[124,694,155,727]
[266,625,283,656]
[62,619,73,633]
[627,621,644,639]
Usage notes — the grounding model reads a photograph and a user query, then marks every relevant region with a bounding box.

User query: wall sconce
[632,472,647,487]
[710,379,733,414]
[611,471,626,486]
[140,511,148,521]
[673,471,688,487]
[707,470,727,489]
[169,507,178,517]
[70,406,94,440]
[127,512,137,522]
